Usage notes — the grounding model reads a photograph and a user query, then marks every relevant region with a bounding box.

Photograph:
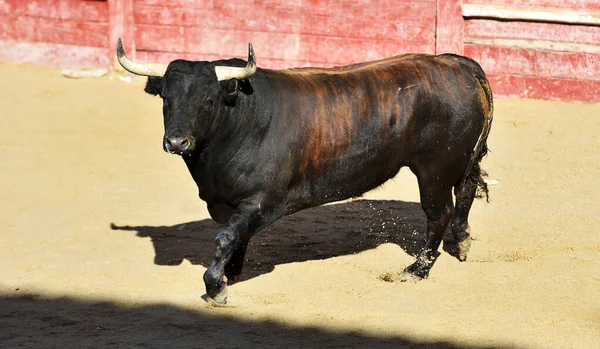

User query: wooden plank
[109,0,135,64]
[135,25,434,65]
[134,2,436,26]
[0,39,110,68]
[0,15,108,48]
[0,0,108,22]
[463,0,600,12]
[464,44,600,82]
[465,19,600,46]
[487,73,600,102]
[250,0,436,14]
[436,0,463,54]
[133,3,436,42]
[135,0,214,7]
[462,4,600,26]
[465,38,600,54]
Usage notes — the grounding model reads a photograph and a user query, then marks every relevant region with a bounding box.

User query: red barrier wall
[0,0,110,67]
[463,0,600,102]
[133,0,437,69]
[1,0,598,102]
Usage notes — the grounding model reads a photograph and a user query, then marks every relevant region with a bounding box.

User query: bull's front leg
[203,199,281,304]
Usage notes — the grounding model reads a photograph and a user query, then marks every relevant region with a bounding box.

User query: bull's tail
[461,69,494,202]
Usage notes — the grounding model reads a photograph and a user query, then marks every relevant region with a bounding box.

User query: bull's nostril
[164,136,192,154]
[181,138,189,149]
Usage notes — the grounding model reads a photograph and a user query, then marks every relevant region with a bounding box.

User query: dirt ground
[0,63,598,349]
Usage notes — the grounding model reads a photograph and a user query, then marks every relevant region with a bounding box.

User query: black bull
[117,40,493,304]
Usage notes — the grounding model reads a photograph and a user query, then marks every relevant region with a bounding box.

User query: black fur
[144,76,162,96]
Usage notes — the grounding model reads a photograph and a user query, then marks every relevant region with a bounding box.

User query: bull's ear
[221,79,239,105]
[220,78,253,106]
[144,76,162,96]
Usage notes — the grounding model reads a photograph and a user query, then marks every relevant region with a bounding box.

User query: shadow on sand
[111,199,461,282]
[1,293,515,349]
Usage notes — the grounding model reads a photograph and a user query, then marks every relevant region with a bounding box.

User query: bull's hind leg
[449,179,477,261]
[399,173,454,281]
[449,158,489,261]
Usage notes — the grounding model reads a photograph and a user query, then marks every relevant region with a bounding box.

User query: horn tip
[116,38,125,57]
[247,42,256,66]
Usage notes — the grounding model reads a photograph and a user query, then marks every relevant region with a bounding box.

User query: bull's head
[116,39,256,156]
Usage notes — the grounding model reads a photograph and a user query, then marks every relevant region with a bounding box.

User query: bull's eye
[205,99,214,107]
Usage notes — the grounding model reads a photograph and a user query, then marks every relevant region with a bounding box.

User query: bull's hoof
[397,270,424,282]
[398,262,431,282]
[445,235,472,261]
[399,252,437,282]
[204,285,229,305]
[456,236,472,262]
[203,274,229,305]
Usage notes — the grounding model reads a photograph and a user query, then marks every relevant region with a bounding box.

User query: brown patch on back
[297,75,357,174]
[297,69,407,176]
[267,53,449,177]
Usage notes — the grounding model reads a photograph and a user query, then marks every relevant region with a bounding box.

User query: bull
[116,39,493,304]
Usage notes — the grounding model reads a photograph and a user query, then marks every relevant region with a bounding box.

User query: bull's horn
[214,43,257,81]
[116,38,167,77]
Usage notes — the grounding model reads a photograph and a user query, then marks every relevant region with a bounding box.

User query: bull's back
[261,54,489,212]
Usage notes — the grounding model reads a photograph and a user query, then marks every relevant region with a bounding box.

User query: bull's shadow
[111,199,460,282]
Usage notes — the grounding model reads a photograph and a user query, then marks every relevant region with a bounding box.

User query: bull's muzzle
[164,136,195,155]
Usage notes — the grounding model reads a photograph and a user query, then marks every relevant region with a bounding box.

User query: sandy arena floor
[0,63,599,348]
